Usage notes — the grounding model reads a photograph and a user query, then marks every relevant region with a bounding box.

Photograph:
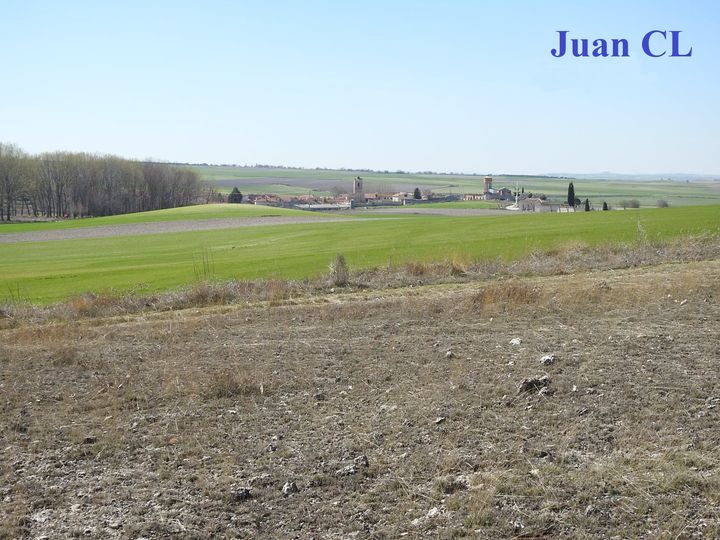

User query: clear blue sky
[2,1,718,174]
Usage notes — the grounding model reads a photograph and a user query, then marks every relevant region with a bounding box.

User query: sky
[1,0,719,174]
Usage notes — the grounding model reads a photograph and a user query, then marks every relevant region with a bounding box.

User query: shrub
[329,254,349,286]
[657,199,669,208]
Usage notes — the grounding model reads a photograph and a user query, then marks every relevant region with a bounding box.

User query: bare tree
[1,142,201,219]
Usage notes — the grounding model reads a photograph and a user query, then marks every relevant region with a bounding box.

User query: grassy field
[193,165,720,207]
[0,204,323,233]
[1,205,718,304]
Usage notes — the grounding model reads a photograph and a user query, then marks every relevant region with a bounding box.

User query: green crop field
[0,204,328,234]
[193,165,720,208]
[1,205,718,304]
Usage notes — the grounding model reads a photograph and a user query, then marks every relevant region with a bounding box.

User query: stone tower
[352,176,364,202]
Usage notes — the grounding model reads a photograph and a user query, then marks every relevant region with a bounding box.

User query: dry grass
[1,235,719,538]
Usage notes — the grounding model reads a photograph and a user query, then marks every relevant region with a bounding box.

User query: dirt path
[0,216,356,244]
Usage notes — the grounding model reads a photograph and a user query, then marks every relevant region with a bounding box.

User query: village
[240,175,581,212]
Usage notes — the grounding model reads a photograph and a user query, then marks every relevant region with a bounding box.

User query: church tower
[352,176,364,202]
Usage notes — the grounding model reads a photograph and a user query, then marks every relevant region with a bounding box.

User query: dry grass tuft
[467,280,544,313]
[447,254,470,276]
[329,253,350,286]
[265,279,291,304]
[404,261,430,277]
[202,368,265,399]
[49,344,81,366]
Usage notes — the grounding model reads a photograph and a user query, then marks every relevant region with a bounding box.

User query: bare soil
[1,257,719,538]
[0,216,352,244]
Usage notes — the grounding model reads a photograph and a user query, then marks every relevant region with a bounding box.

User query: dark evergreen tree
[413,187,422,199]
[584,198,590,211]
[602,201,608,211]
[567,182,575,207]
[228,187,243,203]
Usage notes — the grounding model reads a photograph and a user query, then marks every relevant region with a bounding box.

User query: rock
[438,474,471,493]
[510,338,522,346]
[517,375,550,394]
[445,350,455,359]
[680,299,688,306]
[314,392,326,401]
[540,354,556,365]
[230,486,252,502]
[82,436,97,444]
[281,481,299,496]
[335,465,357,476]
[426,507,442,519]
[336,455,370,476]
[411,506,445,526]
[453,474,470,490]
[434,416,446,425]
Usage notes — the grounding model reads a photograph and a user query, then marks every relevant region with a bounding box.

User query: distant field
[192,165,720,208]
[0,204,321,234]
[1,205,718,304]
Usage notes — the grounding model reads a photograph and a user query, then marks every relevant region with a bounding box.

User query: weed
[202,368,264,399]
[193,247,216,281]
[329,253,349,286]
[467,281,543,313]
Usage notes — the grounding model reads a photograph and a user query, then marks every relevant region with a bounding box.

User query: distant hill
[548,172,720,181]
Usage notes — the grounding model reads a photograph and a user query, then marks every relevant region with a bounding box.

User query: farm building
[464,176,514,201]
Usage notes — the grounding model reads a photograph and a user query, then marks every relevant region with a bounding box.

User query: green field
[2,205,718,304]
[0,204,327,233]
[193,165,720,208]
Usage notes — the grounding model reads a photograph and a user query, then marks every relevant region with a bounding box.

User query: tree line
[0,142,201,221]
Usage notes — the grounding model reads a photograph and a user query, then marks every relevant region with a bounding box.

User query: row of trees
[0,142,201,221]
[569,182,663,211]
[568,182,607,212]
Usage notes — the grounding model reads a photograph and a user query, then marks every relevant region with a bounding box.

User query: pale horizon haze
[1,0,719,175]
